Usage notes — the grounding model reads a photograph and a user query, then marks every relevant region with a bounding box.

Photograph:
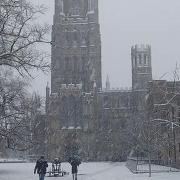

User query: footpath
[0,162,180,180]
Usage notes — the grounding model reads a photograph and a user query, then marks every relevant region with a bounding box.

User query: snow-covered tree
[0,69,44,155]
[0,0,50,77]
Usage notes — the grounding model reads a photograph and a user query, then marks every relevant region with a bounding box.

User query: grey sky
[31,0,180,96]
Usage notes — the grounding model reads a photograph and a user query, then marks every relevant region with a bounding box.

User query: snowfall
[0,161,180,180]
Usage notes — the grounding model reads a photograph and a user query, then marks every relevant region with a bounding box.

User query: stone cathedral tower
[131,45,153,124]
[45,0,102,159]
[51,0,102,93]
[131,44,152,91]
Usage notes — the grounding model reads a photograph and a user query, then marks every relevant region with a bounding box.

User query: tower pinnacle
[131,44,152,91]
[106,75,110,91]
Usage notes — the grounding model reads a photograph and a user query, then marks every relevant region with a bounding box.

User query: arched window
[144,54,147,66]
[139,54,142,65]
[88,0,95,12]
[63,0,69,15]
[144,54,147,65]
[81,32,87,46]
[72,30,79,47]
[60,0,64,13]
[132,57,136,68]
[71,0,81,16]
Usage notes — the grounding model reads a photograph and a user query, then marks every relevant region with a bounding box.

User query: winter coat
[34,159,48,174]
[71,161,79,174]
[68,155,81,166]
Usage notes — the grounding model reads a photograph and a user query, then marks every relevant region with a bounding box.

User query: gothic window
[63,0,69,15]
[88,0,91,11]
[72,30,78,47]
[134,56,137,67]
[84,0,88,14]
[81,38,86,46]
[132,57,136,68]
[71,0,81,16]
[60,0,64,13]
[71,8,79,16]
[81,32,87,46]
[103,96,109,108]
[144,54,148,65]
[138,54,142,66]
[88,0,95,12]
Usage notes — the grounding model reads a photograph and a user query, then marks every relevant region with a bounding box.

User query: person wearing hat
[34,156,48,180]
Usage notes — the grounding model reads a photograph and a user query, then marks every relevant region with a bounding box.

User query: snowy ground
[0,158,26,163]
[137,164,179,173]
[0,162,180,180]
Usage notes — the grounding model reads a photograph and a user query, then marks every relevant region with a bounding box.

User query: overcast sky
[31,0,180,96]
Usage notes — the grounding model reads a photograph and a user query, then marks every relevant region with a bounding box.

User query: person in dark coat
[34,156,48,180]
[69,156,81,180]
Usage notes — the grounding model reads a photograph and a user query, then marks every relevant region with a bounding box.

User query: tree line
[0,0,50,156]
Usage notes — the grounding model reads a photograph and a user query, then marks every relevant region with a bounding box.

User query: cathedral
[45,0,153,161]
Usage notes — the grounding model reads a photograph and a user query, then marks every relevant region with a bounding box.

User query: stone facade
[45,0,153,161]
[51,0,101,93]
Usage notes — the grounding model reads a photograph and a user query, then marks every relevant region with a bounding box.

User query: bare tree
[142,68,180,174]
[128,67,180,177]
[0,69,43,153]
[0,0,50,76]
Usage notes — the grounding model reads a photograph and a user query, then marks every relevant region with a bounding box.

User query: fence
[126,157,180,174]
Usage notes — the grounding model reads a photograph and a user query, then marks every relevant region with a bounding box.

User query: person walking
[34,156,48,180]
[69,156,81,180]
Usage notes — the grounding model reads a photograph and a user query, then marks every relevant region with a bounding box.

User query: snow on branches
[0,0,51,77]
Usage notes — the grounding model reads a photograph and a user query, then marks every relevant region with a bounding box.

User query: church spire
[106,75,110,91]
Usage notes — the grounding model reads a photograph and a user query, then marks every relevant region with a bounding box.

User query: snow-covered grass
[0,162,180,180]
[0,158,26,163]
[137,164,179,173]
